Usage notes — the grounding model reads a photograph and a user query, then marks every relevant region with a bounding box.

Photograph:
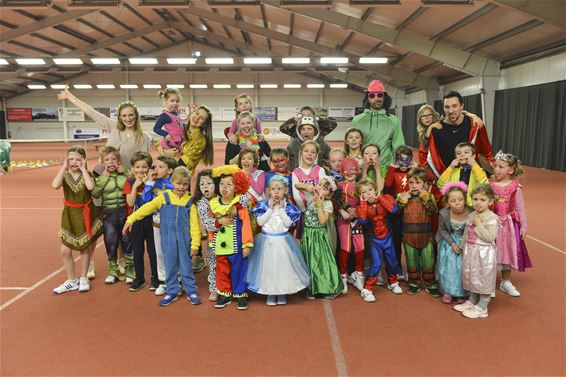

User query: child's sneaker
[78,277,90,293]
[192,256,206,273]
[353,271,365,291]
[462,305,489,319]
[324,293,339,300]
[87,261,95,280]
[499,280,520,297]
[125,277,134,285]
[361,289,376,302]
[456,297,467,304]
[397,271,407,281]
[266,295,277,306]
[208,291,218,302]
[305,292,316,300]
[155,284,166,296]
[104,275,117,285]
[387,282,403,295]
[187,293,202,305]
[53,279,79,294]
[340,274,348,294]
[237,297,248,310]
[276,295,287,305]
[159,295,178,307]
[214,295,232,308]
[406,285,420,295]
[128,280,146,292]
[149,279,160,291]
[453,300,475,312]
[426,287,442,298]
[376,273,386,286]
[441,294,453,304]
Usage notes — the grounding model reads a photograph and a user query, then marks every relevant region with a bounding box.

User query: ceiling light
[97,84,115,89]
[28,84,47,89]
[91,58,120,65]
[205,58,234,65]
[359,57,388,64]
[260,84,278,88]
[237,84,254,89]
[330,83,348,88]
[16,58,46,65]
[0,59,9,65]
[283,84,301,88]
[282,57,310,64]
[243,57,272,65]
[53,58,83,65]
[74,84,92,89]
[190,84,208,89]
[129,58,158,65]
[167,84,185,89]
[119,84,138,89]
[213,84,231,89]
[50,84,67,89]
[167,58,197,64]
[307,83,325,88]
[320,57,349,64]
[143,84,161,89]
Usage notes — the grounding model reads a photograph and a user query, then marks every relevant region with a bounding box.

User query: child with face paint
[265,148,293,195]
[327,148,346,183]
[336,157,365,293]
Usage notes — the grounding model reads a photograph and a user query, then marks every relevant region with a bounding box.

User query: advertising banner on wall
[253,107,277,121]
[58,107,84,122]
[328,107,355,120]
[138,107,162,121]
[260,126,290,142]
[33,108,59,121]
[73,128,101,139]
[7,108,32,121]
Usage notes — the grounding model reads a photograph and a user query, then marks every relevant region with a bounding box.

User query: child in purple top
[153,87,185,155]
[227,93,263,144]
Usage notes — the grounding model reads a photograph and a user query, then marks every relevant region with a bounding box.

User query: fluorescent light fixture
[260,84,278,89]
[213,84,231,89]
[330,83,348,88]
[16,58,46,65]
[50,84,67,89]
[307,83,325,88]
[91,58,120,65]
[27,84,47,89]
[205,57,234,65]
[73,84,92,89]
[120,84,139,89]
[359,57,388,64]
[167,84,185,89]
[97,84,115,89]
[243,57,272,65]
[189,84,208,89]
[236,84,254,89]
[53,58,83,65]
[143,84,161,89]
[320,57,349,64]
[0,59,10,65]
[167,58,197,64]
[282,57,310,64]
[129,58,158,65]
[283,84,301,89]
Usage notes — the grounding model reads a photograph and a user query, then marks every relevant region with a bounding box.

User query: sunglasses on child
[368,92,384,99]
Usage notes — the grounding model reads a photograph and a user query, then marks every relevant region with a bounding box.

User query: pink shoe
[208,291,218,302]
[456,297,467,304]
[441,294,453,304]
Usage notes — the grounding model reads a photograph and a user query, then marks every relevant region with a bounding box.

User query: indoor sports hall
[0,1,564,376]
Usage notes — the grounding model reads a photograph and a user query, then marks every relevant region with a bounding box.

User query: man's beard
[370,101,383,110]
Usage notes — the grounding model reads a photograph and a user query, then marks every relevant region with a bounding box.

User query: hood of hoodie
[296,117,321,142]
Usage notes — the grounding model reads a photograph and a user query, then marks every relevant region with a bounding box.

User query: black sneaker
[149,279,161,291]
[237,298,248,310]
[128,280,146,292]
[214,295,232,309]
[407,285,421,295]
[426,287,442,298]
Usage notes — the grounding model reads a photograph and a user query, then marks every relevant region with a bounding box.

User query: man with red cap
[351,80,405,178]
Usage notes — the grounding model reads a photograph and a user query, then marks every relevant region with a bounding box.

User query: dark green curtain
[401,103,424,148]
[434,93,483,119]
[492,80,566,171]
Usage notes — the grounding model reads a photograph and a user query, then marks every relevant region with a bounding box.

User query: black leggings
[103,209,132,260]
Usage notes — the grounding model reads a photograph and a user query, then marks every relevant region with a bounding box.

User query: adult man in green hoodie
[351,80,405,178]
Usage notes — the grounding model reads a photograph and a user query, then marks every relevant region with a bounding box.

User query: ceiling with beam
[0,0,564,99]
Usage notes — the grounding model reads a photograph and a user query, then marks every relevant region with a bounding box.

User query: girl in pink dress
[490,151,531,297]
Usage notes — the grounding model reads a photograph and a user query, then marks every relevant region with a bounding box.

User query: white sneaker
[387,282,403,295]
[78,277,90,292]
[155,284,166,296]
[376,273,386,286]
[125,277,134,284]
[104,275,117,285]
[462,305,489,319]
[53,279,79,294]
[353,271,365,291]
[87,261,95,279]
[499,280,520,297]
[361,289,376,302]
[453,300,475,312]
[491,292,496,298]
[340,275,348,294]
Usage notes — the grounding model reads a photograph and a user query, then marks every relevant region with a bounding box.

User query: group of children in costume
[52,94,532,319]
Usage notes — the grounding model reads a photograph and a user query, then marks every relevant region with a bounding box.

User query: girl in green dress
[300,176,343,299]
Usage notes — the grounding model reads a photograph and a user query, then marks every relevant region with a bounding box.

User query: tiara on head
[269,175,288,185]
[494,150,508,161]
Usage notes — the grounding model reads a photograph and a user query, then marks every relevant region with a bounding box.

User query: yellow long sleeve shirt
[437,164,488,206]
[126,190,201,250]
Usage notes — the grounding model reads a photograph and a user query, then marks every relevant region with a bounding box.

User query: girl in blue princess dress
[246,176,310,306]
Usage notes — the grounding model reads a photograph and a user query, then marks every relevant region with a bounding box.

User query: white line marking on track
[527,235,565,256]
[1,208,61,210]
[323,300,348,377]
[0,287,30,290]
[0,241,103,311]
